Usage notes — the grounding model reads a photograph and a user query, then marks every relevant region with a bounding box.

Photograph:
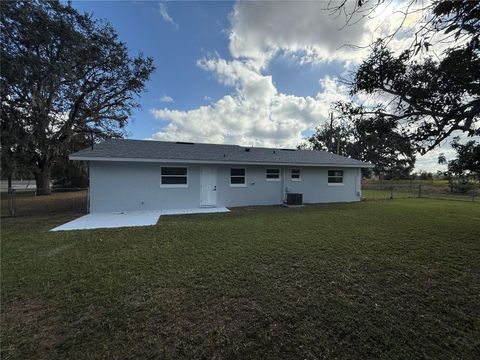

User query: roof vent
[244,148,251,152]
[175,141,194,145]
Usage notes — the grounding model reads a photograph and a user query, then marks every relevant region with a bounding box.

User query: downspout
[87,161,91,213]
[282,166,286,203]
[356,168,361,198]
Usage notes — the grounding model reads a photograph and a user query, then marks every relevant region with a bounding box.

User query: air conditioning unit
[286,193,303,205]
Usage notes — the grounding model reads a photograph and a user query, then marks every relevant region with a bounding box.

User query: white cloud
[151,0,461,172]
[150,1,409,148]
[151,57,349,147]
[415,146,450,173]
[227,0,425,68]
[228,1,369,68]
[158,2,178,29]
[415,133,480,173]
[160,94,174,103]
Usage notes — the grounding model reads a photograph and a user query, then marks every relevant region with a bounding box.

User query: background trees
[302,103,415,179]
[438,139,480,192]
[1,0,154,194]
[306,1,479,177]
[333,0,479,154]
[347,35,479,153]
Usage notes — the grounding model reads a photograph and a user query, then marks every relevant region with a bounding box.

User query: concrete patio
[50,207,230,231]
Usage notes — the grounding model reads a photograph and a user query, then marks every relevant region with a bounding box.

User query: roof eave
[69,155,374,168]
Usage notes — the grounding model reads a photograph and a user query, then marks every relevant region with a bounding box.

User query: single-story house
[70,139,373,213]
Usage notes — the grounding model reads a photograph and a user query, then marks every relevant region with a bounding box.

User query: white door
[200,166,217,207]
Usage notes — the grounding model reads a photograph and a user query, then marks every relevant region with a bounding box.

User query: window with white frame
[328,170,343,184]
[291,169,301,181]
[161,167,188,187]
[230,168,246,186]
[266,168,280,181]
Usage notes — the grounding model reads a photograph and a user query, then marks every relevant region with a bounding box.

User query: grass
[363,179,450,186]
[1,190,87,217]
[362,188,417,200]
[1,198,480,359]
[362,184,478,202]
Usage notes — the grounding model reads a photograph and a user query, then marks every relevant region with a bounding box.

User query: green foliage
[51,134,91,189]
[0,0,155,192]
[415,171,433,181]
[447,139,480,179]
[334,0,480,153]
[349,41,480,152]
[304,104,415,179]
[439,138,480,192]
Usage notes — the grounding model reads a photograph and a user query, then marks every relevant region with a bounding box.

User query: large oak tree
[303,103,416,179]
[330,0,480,153]
[1,0,154,194]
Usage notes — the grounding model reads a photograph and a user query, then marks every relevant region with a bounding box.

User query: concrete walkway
[50,207,230,231]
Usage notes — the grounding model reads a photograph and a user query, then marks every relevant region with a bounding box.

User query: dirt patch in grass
[1,299,60,358]
[1,299,109,359]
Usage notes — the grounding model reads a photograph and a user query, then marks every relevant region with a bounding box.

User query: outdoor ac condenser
[286,193,303,205]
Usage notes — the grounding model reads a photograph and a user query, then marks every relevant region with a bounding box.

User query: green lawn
[363,179,450,186]
[1,199,480,359]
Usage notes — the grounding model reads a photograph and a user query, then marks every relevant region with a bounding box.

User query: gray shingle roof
[70,139,373,167]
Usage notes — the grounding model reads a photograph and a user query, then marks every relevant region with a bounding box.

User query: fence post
[473,187,476,202]
[8,189,16,217]
[390,186,394,200]
[418,185,422,198]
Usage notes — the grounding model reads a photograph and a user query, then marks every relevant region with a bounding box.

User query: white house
[70,139,373,213]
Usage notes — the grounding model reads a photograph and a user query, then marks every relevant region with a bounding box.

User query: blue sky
[71,1,457,172]
[73,1,236,139]
[72,1,343,140]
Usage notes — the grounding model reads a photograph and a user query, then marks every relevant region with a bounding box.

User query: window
[266,168,280,181]
[230,168,246,187]
[328,170,343,185]
[291,169,301,181]
[161,167,188,187]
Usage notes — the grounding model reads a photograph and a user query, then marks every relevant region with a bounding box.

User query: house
[70,139,373,213]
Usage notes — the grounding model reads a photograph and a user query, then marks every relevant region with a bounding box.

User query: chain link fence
[1,183,477,218]
[1,188,89,217]
[362,184,479,202]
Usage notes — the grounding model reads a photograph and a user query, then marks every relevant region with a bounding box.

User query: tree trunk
[35,169,52,195]
[7,175,12,191]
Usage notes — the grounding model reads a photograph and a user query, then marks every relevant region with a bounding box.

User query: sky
[71,0,471,173]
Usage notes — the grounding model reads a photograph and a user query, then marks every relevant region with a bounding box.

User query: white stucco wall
[89,161,361,213]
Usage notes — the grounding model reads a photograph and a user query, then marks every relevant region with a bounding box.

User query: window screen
[291,169,300,180]
[266,168,280,180]
[161,167,188,186]
[230,168,246,186]
[328,170,343,184]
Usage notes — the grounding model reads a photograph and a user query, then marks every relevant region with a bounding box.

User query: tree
[303,112,353,156]
[353,113,416,179]
[51,133,91,189]
[348,39,479,153]
[439,138,480,192]
[303,103,416,179]
[1,0,154,194]
[413,171,433,181]
[330,0,480,153]
[0,111,31,189]
[0,150,31,190]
